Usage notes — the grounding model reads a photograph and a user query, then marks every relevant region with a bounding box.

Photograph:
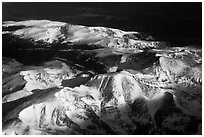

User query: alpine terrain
[2,20,202,135]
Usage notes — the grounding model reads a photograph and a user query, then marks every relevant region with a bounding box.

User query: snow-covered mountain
[2,20,202,135]
[3,20,167,49]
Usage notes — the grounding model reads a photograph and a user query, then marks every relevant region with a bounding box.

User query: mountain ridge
[2,20,202,135]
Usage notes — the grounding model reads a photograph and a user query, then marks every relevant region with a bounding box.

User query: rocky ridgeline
[2,20,202,135]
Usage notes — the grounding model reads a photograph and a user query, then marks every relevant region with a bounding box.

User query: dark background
[2,2,202,46]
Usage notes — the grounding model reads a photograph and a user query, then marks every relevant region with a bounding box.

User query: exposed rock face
[2,20,202,135]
